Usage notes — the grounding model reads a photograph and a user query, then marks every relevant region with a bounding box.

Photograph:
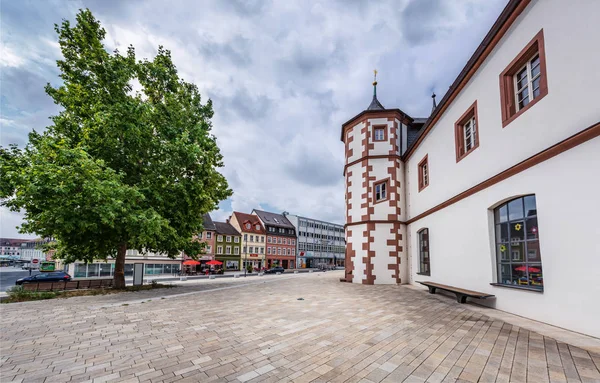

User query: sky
[0,0,506,238]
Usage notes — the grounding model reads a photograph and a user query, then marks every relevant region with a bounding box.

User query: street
[0,267,40,292]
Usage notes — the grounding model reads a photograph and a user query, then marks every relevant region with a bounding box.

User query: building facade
[229,211,265,269]
[195,213,216,264]
[252,210,296,269]
[286,214,345,268]
[214,221,242,271]
[342,0,600,338]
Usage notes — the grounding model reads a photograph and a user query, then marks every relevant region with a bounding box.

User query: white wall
[405,0,600,218]
[408,137,600,337]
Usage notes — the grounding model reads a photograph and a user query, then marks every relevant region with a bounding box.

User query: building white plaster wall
[370,223,395,284]
[405,0,600,218]
[349,223,367,284]
[347,163,365,223]
[408,137,600,338]
[346,121,363,165]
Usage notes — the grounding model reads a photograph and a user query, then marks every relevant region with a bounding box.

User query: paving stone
[0,272,598,383]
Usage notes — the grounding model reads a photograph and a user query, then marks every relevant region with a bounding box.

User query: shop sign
[249,254,258,257]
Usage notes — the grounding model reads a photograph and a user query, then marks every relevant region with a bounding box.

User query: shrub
[6,286,58,302]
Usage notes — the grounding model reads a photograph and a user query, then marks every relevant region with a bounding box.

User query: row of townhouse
[197,210,345,271]
[3,210,344,275]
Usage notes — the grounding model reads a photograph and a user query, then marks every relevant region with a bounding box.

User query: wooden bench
[418,281,494,304]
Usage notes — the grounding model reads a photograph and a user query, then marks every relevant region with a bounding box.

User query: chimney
[226,218,229,224]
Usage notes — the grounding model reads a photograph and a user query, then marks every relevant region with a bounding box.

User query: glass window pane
[495,204,508,223]
[511,264,530,286]
[510,221,525,241]
[498,244,510,262]
[99,263,112,277]
[530,55,540,72]
[75,263,87,278]
[524,195,537,217]
[533,87,541,98]
[88,263,99,277]
[499,263,512,285]
[508,198,524,220]
[510,242,525,262]
[526,217,539,240]
[164,264,172,274]
[526,240,541,262]
[529,264,543,288]
[124,263,134,276]
[496,224,509,243]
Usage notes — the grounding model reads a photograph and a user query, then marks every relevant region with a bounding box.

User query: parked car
[264,267,285,274]
[15,271,72,285]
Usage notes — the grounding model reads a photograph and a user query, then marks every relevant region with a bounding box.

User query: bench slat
[418,281,494,303]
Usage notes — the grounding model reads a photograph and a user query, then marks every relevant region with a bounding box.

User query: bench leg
[428,286,437,294]
[455,294,467,304]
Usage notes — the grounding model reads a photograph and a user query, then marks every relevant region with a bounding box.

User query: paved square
[1,272,599,382]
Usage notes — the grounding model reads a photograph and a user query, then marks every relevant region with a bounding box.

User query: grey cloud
[284,150,343,188]
[198,35,252,68]
[212,87,273,122]
[399,0,453,46]
[2,0,507,236]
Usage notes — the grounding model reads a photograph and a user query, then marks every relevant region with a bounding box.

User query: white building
[285,213,345,268]
[342,0,600,338]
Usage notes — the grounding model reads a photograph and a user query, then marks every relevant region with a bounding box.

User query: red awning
[183,260,201,266]
[206,260,223,265]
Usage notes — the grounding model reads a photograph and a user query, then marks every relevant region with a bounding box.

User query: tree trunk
[114,242,127,289]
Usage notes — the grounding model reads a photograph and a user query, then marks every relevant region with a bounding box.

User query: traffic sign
[32,259,39,264]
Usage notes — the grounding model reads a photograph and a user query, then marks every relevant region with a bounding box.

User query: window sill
[416,272,430,276]
[489,283,543,293]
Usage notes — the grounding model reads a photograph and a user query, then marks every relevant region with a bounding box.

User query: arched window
[417,228,430,275]
[494,195,543,289]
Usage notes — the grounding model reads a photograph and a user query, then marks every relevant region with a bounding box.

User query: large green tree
[0,9,231,288]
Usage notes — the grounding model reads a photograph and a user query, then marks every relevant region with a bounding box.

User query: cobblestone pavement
[1,272,599,383]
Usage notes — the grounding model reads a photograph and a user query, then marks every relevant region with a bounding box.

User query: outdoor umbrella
[514,265,541,272]
[206,260,223,265]
[182,260,201,266]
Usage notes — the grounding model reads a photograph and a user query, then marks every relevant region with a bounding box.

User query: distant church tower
[341,71,414,285]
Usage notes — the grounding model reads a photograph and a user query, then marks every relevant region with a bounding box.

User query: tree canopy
[0,9,232,287]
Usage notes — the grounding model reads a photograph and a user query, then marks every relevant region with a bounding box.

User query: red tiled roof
[232,212,264,234]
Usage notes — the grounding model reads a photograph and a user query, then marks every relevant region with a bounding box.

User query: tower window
[372,125,387,142]
[373,179,389,203]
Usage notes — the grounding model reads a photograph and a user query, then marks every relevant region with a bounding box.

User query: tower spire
[367,69,385,110]
[431,92,437,114]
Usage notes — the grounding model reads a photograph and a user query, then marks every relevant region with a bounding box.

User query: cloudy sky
[1,0,506,238]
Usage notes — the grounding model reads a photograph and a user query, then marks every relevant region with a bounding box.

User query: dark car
[15,271,72,285]
[264,267,285,274]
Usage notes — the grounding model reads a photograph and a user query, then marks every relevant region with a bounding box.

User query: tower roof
[367,69,385,110]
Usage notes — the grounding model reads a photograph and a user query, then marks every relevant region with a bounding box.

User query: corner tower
[342,72,410,285]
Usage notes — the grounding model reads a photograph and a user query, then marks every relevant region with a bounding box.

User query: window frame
[217,246,223,255]
[499,29,548,128]
[372,125,387,142]
[492,195,543,291]
[373,178,390,204]
[454,101,480,162]
[418,154,429,192]
[417,228,430,276]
